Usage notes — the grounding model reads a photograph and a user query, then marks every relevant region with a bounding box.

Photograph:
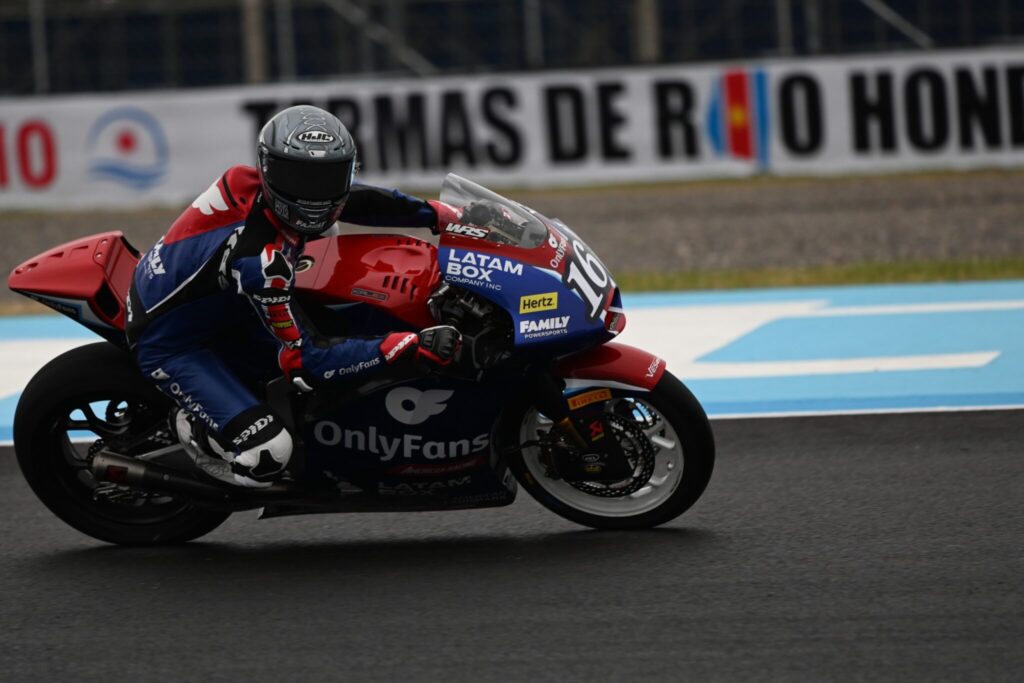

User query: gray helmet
[257,105,357,236]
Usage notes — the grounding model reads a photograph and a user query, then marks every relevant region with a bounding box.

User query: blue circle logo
[87,107,169,190]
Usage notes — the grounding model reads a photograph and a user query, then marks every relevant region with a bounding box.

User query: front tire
[501,371,714,530]
[13,342,231,545]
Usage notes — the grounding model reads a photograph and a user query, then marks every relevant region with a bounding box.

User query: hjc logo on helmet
[296,131,336,144]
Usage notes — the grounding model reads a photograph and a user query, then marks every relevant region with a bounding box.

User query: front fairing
[437,174,622,349]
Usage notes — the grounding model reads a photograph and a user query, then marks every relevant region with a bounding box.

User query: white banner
[2,47,1024,209]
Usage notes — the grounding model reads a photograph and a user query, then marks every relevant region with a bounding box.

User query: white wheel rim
[518,395,685,518]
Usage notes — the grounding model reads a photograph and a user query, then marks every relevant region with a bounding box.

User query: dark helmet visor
[263,154,355,201]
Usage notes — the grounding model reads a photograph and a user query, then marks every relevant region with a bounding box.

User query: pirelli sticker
[519,292,558,314]
[567,388,612,411]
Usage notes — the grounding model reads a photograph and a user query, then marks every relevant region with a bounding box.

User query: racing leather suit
[126,165,438,480]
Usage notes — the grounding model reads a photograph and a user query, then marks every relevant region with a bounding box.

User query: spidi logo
[706,69,770,170]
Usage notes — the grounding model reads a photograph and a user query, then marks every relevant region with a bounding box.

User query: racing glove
[379,326,462,367]
[417,325,462,366]
[427,200,462,235]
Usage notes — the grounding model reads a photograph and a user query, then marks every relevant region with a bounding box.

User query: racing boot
[172,409,270,489]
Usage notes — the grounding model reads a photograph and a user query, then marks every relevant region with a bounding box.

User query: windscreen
[439,174,550,248]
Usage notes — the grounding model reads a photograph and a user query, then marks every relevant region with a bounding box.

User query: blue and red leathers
[126,165,436,450]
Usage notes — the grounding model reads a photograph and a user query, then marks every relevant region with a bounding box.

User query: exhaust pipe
[91,452,237,501]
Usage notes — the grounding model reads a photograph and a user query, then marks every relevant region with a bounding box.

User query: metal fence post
[858,0,934,49]
[242,0,268,83]
[634,0,661,63]
[804,0,822,53]
[29,0,50,93]
[524,0,544,69]
[776,0,793,55]
[274,0,297,80]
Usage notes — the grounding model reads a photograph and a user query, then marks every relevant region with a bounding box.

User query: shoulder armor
[221,165,261,212]
[164,166,260,245]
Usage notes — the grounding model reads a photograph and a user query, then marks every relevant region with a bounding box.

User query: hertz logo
[519,292,558,314]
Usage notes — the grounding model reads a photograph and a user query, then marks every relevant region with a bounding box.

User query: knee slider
[223,408,293,482]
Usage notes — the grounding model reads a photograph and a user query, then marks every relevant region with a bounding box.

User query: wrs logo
[706,69,771,170]
[86,107,169,190]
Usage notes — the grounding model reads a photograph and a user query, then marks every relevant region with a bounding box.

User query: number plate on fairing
[510,226,617,347]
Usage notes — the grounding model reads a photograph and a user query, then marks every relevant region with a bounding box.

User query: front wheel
[501,371,714,530]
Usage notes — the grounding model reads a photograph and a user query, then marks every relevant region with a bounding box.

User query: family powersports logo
[86,107,169,190]
[706,68,771,170]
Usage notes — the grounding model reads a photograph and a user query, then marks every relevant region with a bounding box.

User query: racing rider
[126,105,463,488]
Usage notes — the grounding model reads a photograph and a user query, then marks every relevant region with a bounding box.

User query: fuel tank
[295,234,440,329]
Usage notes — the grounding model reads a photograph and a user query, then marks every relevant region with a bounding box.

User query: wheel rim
[518,395,686,518]
[45,392,192,525]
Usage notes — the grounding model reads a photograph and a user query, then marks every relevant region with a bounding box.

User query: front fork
[525,370,632,482]
[526,372,587,447]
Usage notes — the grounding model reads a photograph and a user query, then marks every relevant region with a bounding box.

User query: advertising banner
[2,47,1024,209]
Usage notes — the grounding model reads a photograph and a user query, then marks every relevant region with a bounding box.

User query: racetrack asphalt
[1,410,1021,682]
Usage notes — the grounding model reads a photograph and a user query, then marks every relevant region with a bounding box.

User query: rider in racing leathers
[126,105,462,487]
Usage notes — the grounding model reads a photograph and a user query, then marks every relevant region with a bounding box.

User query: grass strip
[615,258,1024,292]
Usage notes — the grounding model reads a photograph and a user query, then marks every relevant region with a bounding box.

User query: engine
[427,283,513,370]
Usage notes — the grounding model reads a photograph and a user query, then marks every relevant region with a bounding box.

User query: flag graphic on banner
[706,69,770,169]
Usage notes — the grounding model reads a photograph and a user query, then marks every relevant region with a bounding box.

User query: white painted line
[617,301,827,371]
[709,404,1024,420]
[619,303,1005,380]
[805,300,1024,317]
[676,351,1000,379]
[0,339,94,400]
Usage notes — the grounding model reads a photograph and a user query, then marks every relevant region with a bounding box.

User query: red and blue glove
[379,325,462,367]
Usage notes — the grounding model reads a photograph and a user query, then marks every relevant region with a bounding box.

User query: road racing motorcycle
[8,175,714,545]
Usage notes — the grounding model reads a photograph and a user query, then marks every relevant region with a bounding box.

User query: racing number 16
[565,239,611,321]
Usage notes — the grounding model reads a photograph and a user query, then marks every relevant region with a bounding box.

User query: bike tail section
[7,231,140,345]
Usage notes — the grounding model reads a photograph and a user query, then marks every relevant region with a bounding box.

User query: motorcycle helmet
[257,105,357,236]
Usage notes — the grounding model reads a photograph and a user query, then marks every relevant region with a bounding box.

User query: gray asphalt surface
[1,410,1022,682]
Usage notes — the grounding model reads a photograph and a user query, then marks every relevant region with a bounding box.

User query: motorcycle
[7,174,714,544]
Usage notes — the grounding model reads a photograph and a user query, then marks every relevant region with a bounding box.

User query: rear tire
[501,371,714,530]
[13,342,231,545]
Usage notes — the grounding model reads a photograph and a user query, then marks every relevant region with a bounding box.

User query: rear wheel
[13,342,231,545]
[502,371,714,530]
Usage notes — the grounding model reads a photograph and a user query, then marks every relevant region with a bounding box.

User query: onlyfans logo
[385,387,453,425]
